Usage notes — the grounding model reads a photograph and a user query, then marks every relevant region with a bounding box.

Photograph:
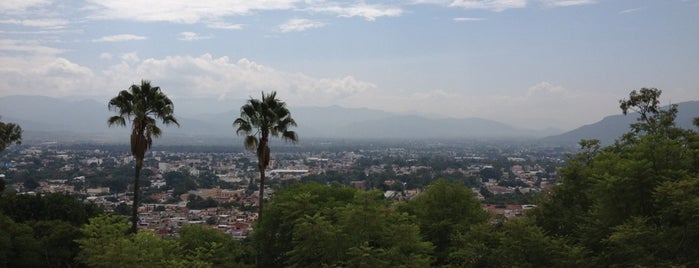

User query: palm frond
[234,118,253,135]
[233,91,298,153]
[244,135,258,150]
[107,115,127,127]
[281,130,298,143]
[162,115,180,127]
[108,80,178,156]
[146,123,162,138]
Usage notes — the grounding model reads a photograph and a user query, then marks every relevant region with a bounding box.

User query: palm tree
[108,80,179,233]
[233,91,298,220]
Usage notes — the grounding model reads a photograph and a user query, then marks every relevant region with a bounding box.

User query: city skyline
[1,0,698,131]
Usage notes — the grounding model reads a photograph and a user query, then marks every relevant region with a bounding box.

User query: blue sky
[1,0,698,130]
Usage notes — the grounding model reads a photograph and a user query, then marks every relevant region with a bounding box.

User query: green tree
[254,182,432,268]
[530,88,699,267]
[0,192,101,267]
[619,87,677,139]
[0,192,100,225]
[178,225,251,267]
[108,80,179,233]
[0,116,22,152]
[399,179,488,265]
[233,91,298,221]
[76,214,130,266]
[0,214,41,268]
[651,176,699,266]
[334,190,433,268]
[448,220,587,267]
[22,178,39,191]
[77,214,185,267]
[254,182,355,267]
[31,220,83,268]
[286,213,344,267]
[164,171,198,196]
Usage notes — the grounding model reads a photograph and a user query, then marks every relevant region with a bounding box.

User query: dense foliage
[254,182,434,267]
[529,88,699,267]
[0,193,102,268]
[75,214,253,268]
[0,116,22,152]
[398,179,488,265]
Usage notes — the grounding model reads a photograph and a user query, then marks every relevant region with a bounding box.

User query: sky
[1,0,698,131]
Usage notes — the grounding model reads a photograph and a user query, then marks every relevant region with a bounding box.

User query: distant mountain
[542,101,699,145]
[331,115,552,139]
[180,105,558,139]
[0,95,239,144]
[0,95,563,144]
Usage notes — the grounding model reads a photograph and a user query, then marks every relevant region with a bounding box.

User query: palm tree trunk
[257,135,270,220]
[258,168,265,220]
[256,136,269,268]
[255,167,266,268]
[131,158,142,234]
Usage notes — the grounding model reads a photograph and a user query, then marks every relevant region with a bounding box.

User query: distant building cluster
[1,141,567,234]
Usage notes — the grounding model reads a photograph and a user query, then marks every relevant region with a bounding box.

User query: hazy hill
[0,95,563,144]
[542,101,699,145]
[181,105,561,139]
[332,115,551,139]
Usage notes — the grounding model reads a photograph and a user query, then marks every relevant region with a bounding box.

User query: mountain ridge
[3,95,695,145]
[542,101,699,145]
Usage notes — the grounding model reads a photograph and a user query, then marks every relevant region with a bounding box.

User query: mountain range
[543,100,699,145]
[0,95,697,145]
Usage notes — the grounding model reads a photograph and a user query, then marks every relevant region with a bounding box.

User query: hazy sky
[1,0,698,130]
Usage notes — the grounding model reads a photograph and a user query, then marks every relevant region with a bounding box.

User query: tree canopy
[254,182,433,267]
[0,116,22,152]
[530,88,699,267]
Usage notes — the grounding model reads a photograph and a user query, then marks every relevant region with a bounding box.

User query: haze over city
[1,0,698,131]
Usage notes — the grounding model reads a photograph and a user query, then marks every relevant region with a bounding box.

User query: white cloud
[449,0,526,11]
[411,0,449,4]
[0,39,64,55]
[0,55,97,97]
[0,56,73,74]
[1,50,690,131]
[0,0,51,11]
[99,52,113,60]
[92,34,147,42]
[207,22,244,30]
[83,0,403,25]
[619,7,643,14]
[526,81,565,97]
[307,4,403,21]
[42,58,94,77]
[417,0,598,10]
[479,81,617,129]
[0,18,70,29]
[540,0,596,7]
[120,52,140,64]
[453,17,485,21]
[279,18,324,32]
[98,54,377,106]
[178,32,213,41]
[85,0,302,24]
[336,81,622,130]
[0,47,615,130]
[413,0,526,12]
